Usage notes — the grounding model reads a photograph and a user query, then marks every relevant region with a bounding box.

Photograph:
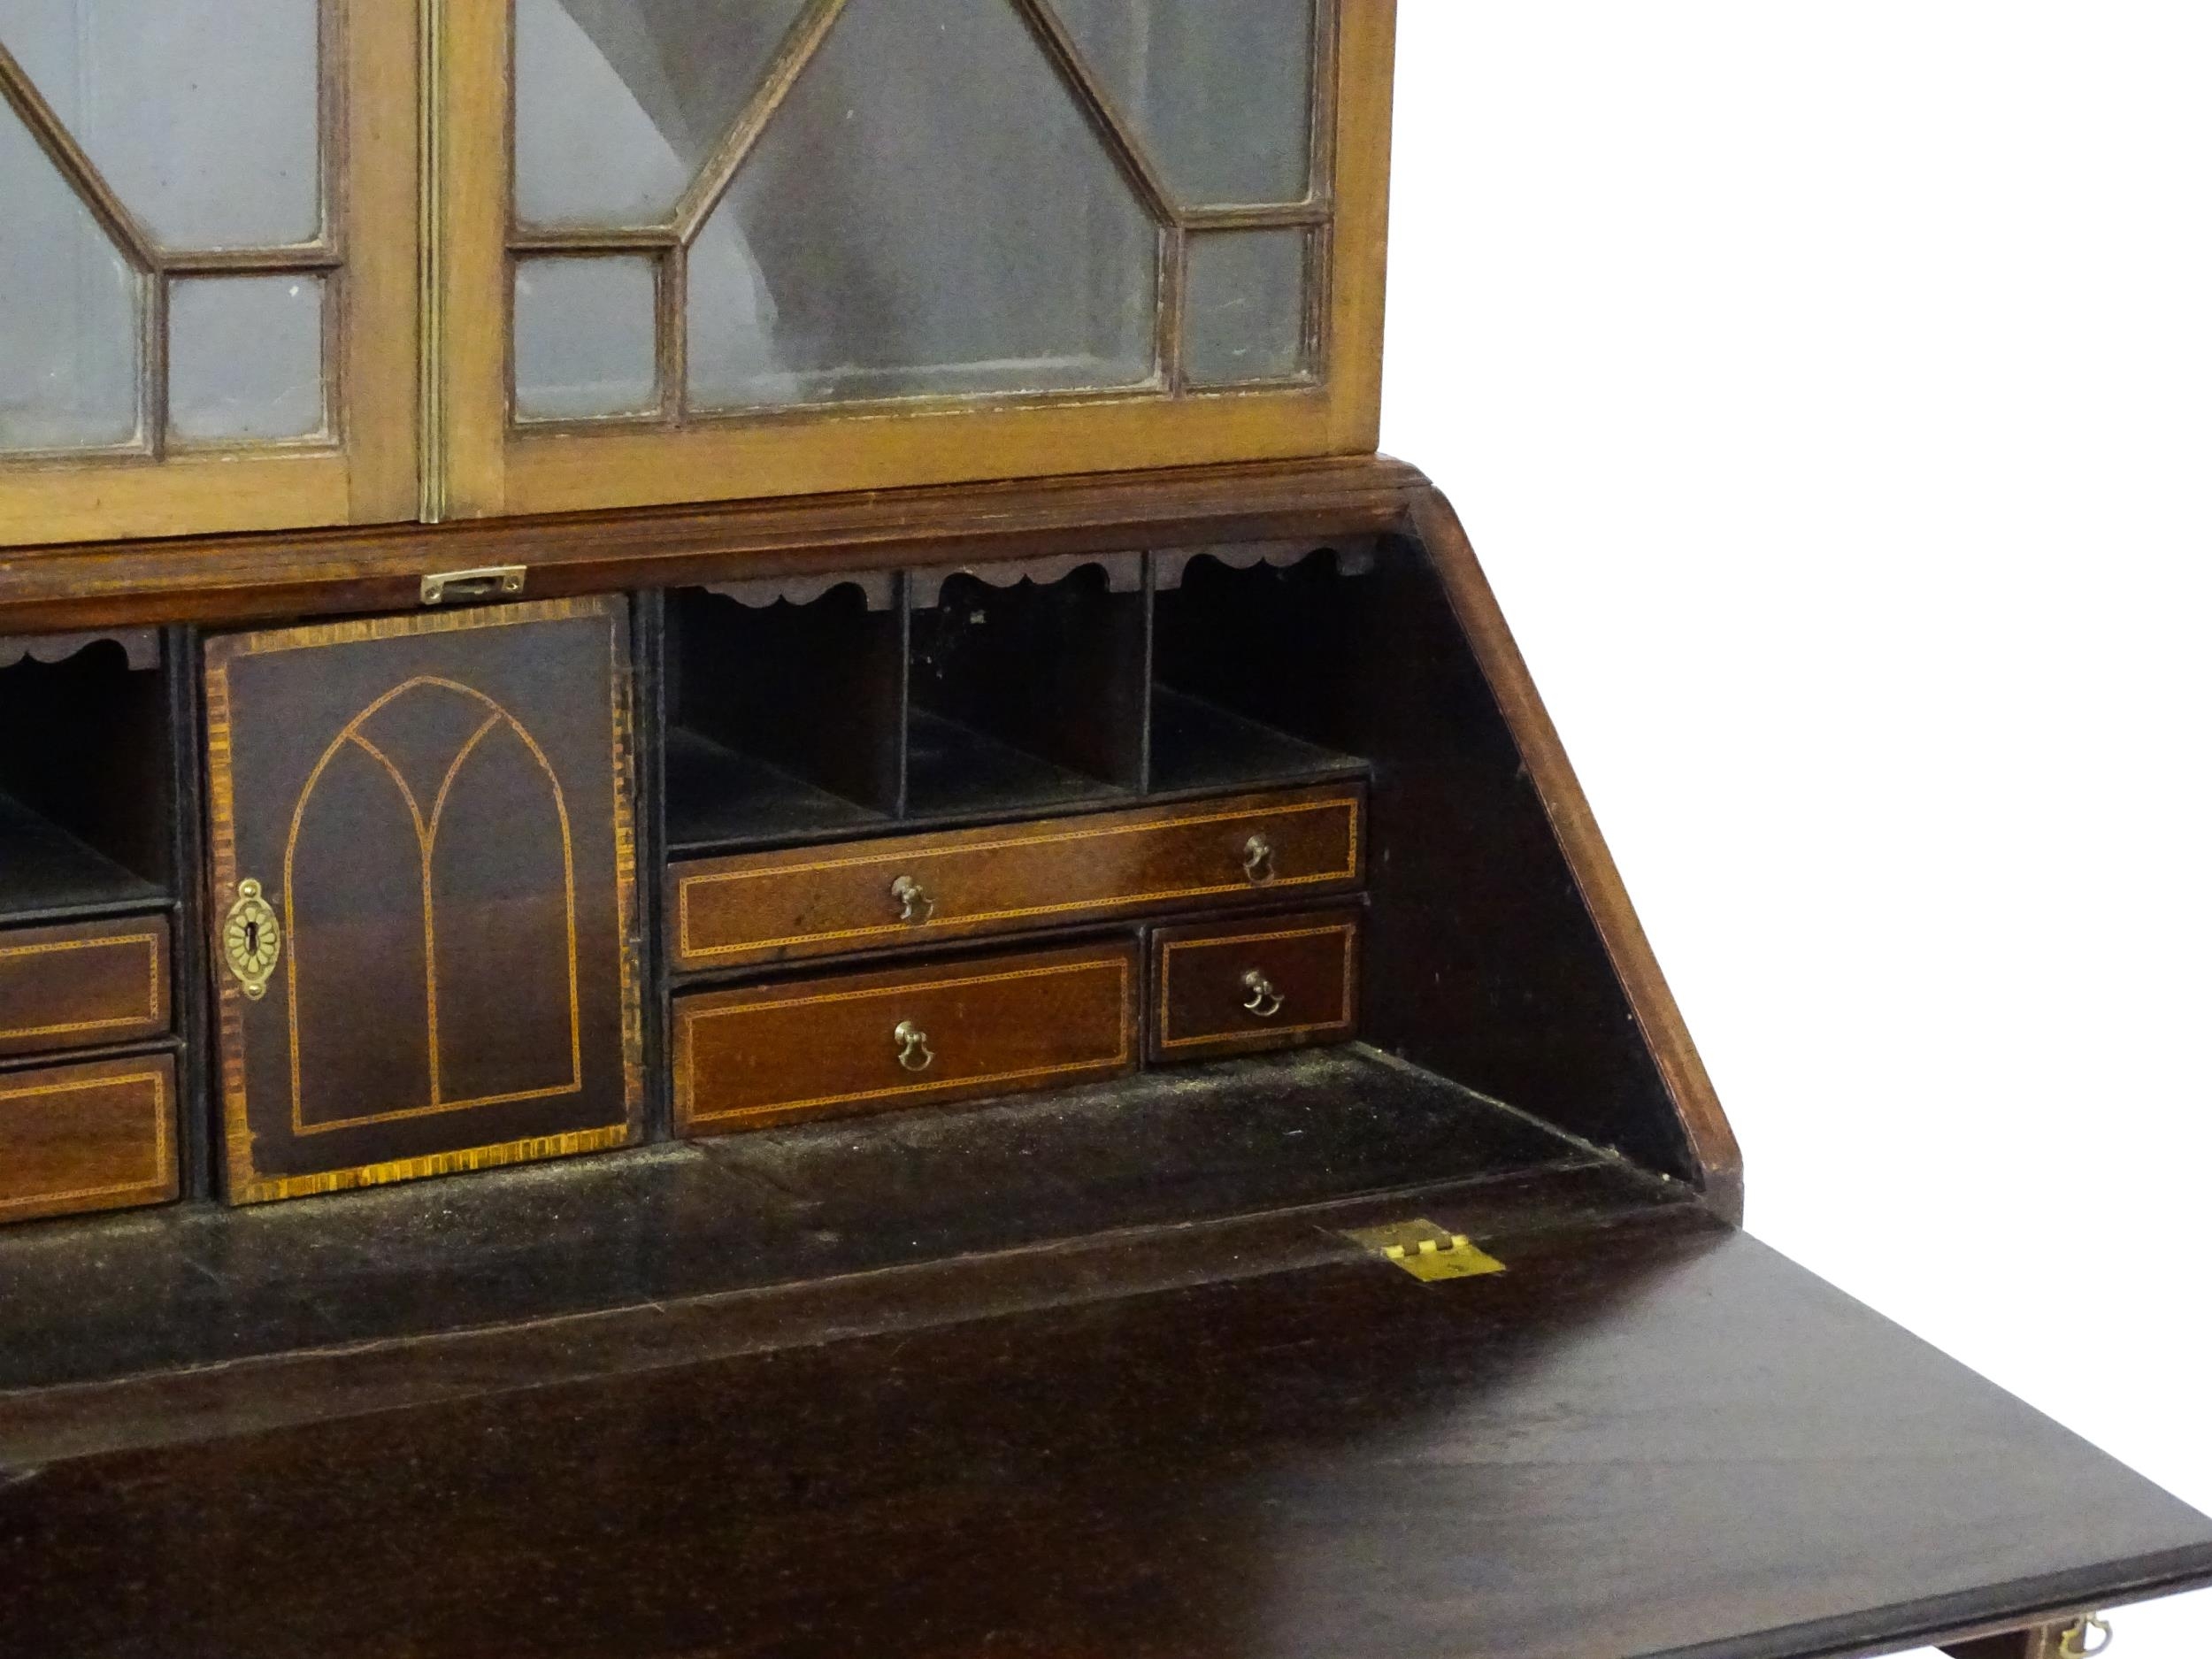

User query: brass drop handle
[1241,970,1285,1019]
[2059,1617,2114,1659]
[221,878,282,1002]
[890,875,935,924]
[894,1019,934,1072]
[1242,833,1276,884]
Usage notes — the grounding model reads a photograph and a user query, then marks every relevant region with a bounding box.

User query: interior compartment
[0,1046,1621,1401]
[663,580,905,851]
[1148,542,1371,794]
[0,634,173,926]
[906,558,1148,818]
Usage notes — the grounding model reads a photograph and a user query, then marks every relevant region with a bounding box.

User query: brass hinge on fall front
[1342,1219,1507,1283]
[1943,1615,2113,1659]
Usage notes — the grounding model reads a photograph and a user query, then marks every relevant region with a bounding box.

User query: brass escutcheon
[222,879,282,1002]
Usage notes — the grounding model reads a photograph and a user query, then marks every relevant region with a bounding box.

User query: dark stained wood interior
[0,459,2194,1657]
[664,580,906,848]
[0,1047,1597,1403]
[4,1189,2207,1659]
[0,637,173,925]
[0,0,2185,1634]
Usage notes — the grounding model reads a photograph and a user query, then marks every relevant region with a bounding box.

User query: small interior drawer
[0,1051,179,1225]
[668,784,1363,972]
[674,939,1138,1135]
[1149,909,1361,1063]
[0,914,172,1060]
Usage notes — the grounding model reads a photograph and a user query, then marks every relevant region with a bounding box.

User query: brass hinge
[1343,1219,1507,1283]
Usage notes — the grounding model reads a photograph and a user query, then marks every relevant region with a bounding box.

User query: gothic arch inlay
[281,675,582,1135]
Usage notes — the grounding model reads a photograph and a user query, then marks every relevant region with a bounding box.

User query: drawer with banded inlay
[673,939,1138,1136]
[1148,909,1362,1063]
[0,914,172,1061]
[0,1051,179,1225]
[667,785,1363,972]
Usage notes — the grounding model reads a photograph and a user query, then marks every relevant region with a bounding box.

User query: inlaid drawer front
[0,916,172,1060]
[675,940,1139,1135]
[670,785,1363,972]
[1149,910,1362,1063]
[0,1053,179,1225]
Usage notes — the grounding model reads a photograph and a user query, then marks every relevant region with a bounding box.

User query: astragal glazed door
[0,0,419,546]
[433,0,1395,517]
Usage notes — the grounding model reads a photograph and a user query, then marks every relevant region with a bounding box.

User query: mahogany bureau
[0,4,2203,1656]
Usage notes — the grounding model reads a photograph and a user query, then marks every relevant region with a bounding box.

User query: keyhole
[243,920,261,956]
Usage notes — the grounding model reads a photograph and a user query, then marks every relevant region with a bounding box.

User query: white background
[1381,5,2211,1655]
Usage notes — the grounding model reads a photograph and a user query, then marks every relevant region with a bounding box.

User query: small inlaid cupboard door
[435,0,1395,518]
[0,0,417,548]
[203,599,642,1204]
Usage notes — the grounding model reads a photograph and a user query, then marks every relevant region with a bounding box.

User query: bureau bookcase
[0,7,2204,1659]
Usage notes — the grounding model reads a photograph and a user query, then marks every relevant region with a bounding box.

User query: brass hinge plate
[1343,1219,1507,1282]
[421,565,526,607]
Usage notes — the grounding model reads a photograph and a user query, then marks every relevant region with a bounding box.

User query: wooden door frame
[431,0,1395,521]
[0,1,419,549]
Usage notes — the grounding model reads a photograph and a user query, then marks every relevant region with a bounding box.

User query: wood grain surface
[0,913,170,1059]
[675,937,1138,1133]
[3,1205,2205,1658]
[0,1050,177,1225]
[1148,907,1361,1062]
[669,785,1363,972]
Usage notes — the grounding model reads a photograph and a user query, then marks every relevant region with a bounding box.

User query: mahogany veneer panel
[203,599,642,1203]
[669,785,1363,972]
[674,939,1139,1134]
[0,1052,177,1225]
[4,1209,2208,1658]
[1149,908,1361,1062]
[0,914,171,1059]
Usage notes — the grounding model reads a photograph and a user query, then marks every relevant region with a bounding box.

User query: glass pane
[169,274,326,442]
[0,0,321,250]
[514,0,813,228]
[687,0,1159,411]
[0,93,141,452]
[1049,0,1316,207]
[1184,228,1310,387]
[513,256,660,421]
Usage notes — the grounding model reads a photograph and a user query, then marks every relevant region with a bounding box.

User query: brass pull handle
[2060,1617,2114,1659]
[1242,970,1285,1019]
[1242,833,1276,884]
[420,565,526,607]
[221,878,282,1002]
[890,875,935,923]
[894,1019,934,1072]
